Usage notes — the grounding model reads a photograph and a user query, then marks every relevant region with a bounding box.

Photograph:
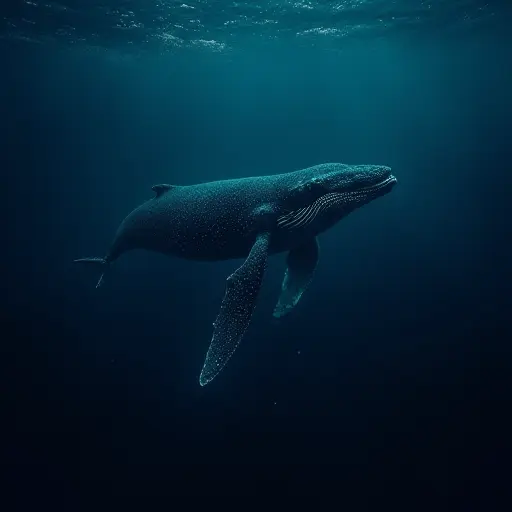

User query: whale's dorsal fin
[152,184,176,198]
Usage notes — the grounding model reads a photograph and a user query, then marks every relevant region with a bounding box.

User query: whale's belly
[159,217,256,261]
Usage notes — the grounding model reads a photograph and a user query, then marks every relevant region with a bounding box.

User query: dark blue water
[3,0,510,501]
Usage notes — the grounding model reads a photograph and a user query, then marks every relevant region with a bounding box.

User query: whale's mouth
[357,174,397,193]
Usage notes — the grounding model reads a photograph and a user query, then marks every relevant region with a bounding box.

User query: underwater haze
[3,0,510,500]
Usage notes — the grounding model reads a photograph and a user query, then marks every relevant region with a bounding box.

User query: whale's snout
[375,166,397,193]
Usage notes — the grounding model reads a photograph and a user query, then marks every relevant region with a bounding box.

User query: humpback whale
[74,163,397,386]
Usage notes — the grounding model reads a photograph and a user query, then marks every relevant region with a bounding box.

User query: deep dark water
[2,36,511,498]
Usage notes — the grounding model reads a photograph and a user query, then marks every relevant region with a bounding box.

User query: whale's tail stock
[73,257,110,288]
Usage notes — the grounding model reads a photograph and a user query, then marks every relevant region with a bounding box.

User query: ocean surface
[3,0,510,501]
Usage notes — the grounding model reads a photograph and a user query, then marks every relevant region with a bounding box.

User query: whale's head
[322,163,397,203]
[278,163,397,231]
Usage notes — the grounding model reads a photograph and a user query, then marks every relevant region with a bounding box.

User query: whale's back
[108,174,283,262]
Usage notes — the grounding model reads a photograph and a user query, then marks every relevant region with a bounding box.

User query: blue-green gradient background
[2,0,510,500]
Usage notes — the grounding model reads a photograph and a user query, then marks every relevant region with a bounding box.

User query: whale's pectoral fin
[199,231,271,386]
[273,237,319,319]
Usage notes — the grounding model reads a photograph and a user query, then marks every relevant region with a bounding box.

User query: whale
[74,163,397,386]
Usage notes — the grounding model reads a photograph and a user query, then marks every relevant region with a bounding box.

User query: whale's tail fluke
[73,257,109,288]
